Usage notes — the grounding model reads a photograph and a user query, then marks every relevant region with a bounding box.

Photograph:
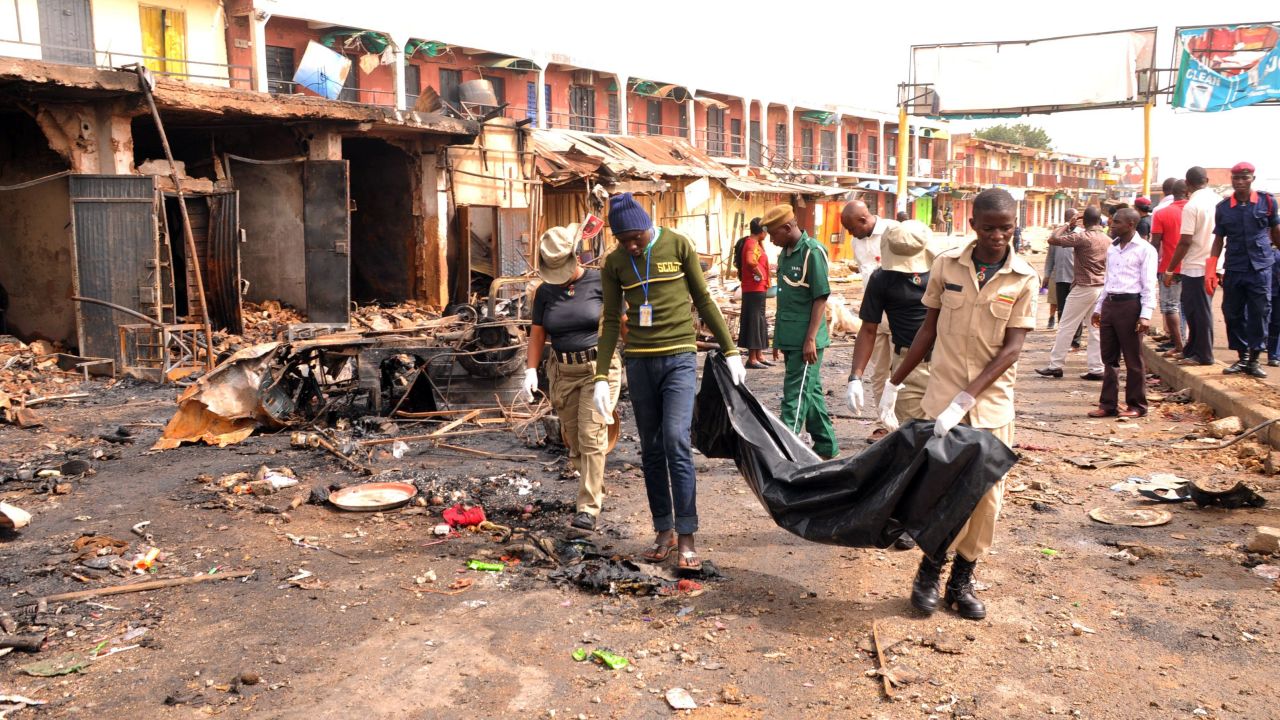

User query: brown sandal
[641,539,677,562]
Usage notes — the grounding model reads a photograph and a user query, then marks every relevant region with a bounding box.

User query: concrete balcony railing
[0,38,252,89]
[955,166,1103,190]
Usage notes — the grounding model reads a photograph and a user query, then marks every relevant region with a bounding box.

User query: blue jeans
[625,353,698,534]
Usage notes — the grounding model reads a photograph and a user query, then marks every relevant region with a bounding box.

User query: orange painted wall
[263,17,396,105]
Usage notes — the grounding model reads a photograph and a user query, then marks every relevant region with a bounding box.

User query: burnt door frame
[68,174,161,367]
[302,160,351,323]
[205,191,243,334]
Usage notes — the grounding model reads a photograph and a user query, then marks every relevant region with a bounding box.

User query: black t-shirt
[1137,215,1151,239]
[532,269,603,353]
[858,268,928,350]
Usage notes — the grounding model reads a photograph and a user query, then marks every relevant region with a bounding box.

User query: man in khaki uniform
[888,188,1039,620]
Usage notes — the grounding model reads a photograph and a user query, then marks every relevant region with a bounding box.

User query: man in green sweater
[592,193,746,571]
[763,203,839,459]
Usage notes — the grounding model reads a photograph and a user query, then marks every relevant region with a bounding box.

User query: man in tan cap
[846,219,936,427]
[840,200,898,435]
[845,219,937,551]
[764,203,838,459]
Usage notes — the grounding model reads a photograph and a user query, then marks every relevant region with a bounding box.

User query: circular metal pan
[1088,506,1172,527]
[329,482,418,512]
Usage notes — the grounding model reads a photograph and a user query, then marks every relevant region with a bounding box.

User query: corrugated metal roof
[723,177,852,197]
[531,129,730,183]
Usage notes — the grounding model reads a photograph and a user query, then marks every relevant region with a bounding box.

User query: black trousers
[1179,274,1214,364]
[1099,297,1146,414]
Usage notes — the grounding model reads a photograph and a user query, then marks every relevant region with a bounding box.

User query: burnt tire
[457,322,526,379]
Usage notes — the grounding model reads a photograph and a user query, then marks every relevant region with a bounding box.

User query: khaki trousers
[864,322,893,410]
[949,420,1013,561]
[888,346,929,423]
[548,353,621,516]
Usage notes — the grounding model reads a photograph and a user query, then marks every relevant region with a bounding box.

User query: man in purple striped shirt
[1088,208,1159,418]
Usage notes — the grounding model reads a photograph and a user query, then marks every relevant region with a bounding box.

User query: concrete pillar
[686,91,697,145]
[617,73,628,135]
[911,129,920,178]
[307,125,343,160]
[834,113,843,172]
[742,97,751,161]
[390,34,409,111]
[877,118,885,175]
[536,65,547,129]
[778,104,788,166]
[251,13,269,94]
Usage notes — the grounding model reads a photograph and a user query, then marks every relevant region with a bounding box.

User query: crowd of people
[518,165,1278,621]
[1035,163,1280,418]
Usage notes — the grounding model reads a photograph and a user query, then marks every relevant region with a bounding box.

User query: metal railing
[955,166,1104,189]
[0,39,252,89]
[270,78,396,108]
[628,120,689,138]
[696,129,742,158]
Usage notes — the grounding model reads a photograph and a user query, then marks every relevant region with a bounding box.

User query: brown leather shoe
[1087,407,1117,418]
[1117,408,1145,418]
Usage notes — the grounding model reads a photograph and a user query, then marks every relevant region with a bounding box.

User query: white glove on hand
[879,381,903,431]
[515,368,538,404]
[933,391,976,438]
[592,380,615,424]
[846,378,865,414]
[725,354,747,386]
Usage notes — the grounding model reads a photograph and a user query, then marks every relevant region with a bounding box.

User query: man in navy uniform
[1207,162,1280,378]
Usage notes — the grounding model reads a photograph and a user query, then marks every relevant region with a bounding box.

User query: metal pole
[132,65,214,369]
[896,103,909,214]
[1142,102,1153,198]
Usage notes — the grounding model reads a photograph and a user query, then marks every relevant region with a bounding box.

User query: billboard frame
[905,27,1160,118]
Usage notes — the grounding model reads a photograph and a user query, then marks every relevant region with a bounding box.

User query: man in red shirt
[738,217,773,368]
[1151,180,1189,357]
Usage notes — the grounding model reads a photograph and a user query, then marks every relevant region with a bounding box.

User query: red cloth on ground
[443,504,486,527]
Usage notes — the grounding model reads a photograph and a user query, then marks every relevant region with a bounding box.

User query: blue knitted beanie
[607,193,651,234]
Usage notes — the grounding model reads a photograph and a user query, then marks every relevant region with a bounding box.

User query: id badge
[638,303,654,327]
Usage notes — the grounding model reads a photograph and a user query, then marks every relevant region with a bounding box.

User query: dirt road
[2,321,1278,719]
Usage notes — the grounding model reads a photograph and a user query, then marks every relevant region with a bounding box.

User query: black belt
[554,347,598,365]
[1106,293,1140,302]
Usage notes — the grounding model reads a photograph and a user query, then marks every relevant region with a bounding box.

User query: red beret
[1231,161,1256,174]
[1134,197,1152,210]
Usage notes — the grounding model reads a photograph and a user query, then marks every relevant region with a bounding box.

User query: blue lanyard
[627,230,657,305]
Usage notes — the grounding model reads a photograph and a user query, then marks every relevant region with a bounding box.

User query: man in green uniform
[763,203,838,459]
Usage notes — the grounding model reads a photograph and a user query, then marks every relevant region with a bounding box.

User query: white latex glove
[879,381,903,431]
[846,378,865,414]
[725,354,747,386]
[933,391,976,438]
[515,368,538,403]
[592,380,615,424]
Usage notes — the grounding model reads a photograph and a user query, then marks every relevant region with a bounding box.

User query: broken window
[706,107,725,156]
[139,6,186,77]
[339,58,360,103]
[646,100,662,136]
[801,127,814,168]
[730,118,742,157]
[846,132,859,171]
[774,123,787,163]
[569,85,596,132]
[405,63,421,108]
[439,68,462,114]
[265,45,295,94]
[607,94,619,134]
[820,129,835,171]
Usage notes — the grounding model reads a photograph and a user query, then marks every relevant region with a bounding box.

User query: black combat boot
[1223,351,1249,375]
[1245,350,1267,378]
[944,556,987,620]
[910,553,945,614]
